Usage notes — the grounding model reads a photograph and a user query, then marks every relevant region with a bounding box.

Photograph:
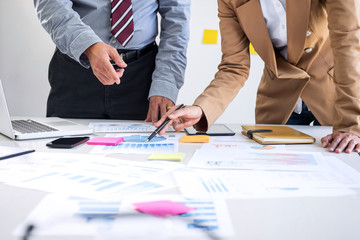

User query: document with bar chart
[188,150,327,171]
[1,152,182,199]
[173,160,360,199]
[90,134,179,154]
[88,122,175,132]
[14,194,234,238]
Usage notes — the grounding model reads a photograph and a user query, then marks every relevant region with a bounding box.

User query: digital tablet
[185,124,235,136]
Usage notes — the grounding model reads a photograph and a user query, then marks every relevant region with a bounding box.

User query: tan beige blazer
[194,0,360,136]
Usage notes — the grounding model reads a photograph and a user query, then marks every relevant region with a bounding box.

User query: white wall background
[0,0,263,124]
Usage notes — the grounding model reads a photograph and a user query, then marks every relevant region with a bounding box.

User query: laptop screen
[0,79,16,139]
[0,78,93,140]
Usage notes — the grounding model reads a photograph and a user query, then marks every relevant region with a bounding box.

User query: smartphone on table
[46,136,90,149]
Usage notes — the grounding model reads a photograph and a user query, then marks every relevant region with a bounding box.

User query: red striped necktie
[111,0,134,47]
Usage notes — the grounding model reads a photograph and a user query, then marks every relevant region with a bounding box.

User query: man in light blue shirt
[33,0,190,122]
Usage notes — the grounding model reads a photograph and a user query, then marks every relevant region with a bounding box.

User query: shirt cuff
[148,79,179,104]
[70,30,103,68]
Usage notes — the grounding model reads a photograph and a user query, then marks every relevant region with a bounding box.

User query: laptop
[0,79,93,140]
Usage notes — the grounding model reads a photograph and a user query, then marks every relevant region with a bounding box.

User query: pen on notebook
[145,104,185,143]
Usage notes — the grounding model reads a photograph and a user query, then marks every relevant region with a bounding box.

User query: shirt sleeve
[33,0,102,67]
[148,0,191,103]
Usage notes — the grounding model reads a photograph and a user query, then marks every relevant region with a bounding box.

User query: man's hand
[84,42,127,85]
[321,131,360,153]
[145,96,174,124]
[155,105,204,135]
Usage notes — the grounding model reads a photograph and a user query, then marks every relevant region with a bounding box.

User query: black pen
[0,149,35,161]
[145,104,185,142]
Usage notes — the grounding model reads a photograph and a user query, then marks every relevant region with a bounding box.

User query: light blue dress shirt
[33,0,190,103]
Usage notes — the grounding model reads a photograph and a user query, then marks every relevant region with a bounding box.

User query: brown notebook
[241,125,316,145]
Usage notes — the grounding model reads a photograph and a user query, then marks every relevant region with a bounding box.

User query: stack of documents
[3,125,360,239]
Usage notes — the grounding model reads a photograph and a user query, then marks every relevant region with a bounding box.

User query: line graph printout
[188,150,326,171]
[90,134,179,154]
[88,122,175,133]
[14,194,234,238]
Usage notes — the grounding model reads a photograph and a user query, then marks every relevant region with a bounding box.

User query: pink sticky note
[86,137,124,146]
[133,200,195,217]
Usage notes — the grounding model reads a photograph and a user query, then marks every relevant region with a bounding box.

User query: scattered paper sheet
[0,152,182,199]
[202,141,286,151]
[188,150,324,171]
[103,172,178,198]
[90,134,179,154]
[173,169,356,199]
[174,156,360,198]
[88,122,174,133]
[14,194,234,238]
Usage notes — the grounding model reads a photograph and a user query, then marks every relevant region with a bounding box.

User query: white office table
[0,120,360,240]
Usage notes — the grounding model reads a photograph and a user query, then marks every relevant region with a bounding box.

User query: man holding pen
[34,0,190,122]
[156,0,360,154]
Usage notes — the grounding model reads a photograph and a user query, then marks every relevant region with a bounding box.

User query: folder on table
[241,125,316,145]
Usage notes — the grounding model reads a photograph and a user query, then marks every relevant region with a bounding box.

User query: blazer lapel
[235,0,278,75]
[286,0,311,65]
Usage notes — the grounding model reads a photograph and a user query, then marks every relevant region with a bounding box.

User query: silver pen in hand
[145,104,185,142]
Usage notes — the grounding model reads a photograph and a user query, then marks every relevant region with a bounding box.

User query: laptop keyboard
[12,119,59,134]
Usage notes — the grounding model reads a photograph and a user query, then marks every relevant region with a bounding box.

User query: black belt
[116,42,157,63]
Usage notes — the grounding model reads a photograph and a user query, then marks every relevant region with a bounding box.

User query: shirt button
[305,48,312,53]
[306,30,311,37]
[112,39,117,44]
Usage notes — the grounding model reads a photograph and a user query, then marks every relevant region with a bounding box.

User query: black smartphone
[185,124,235,136]
[46,136,90,149]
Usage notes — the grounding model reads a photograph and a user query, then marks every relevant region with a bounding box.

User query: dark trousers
[286,102,321,126]
[47,45,157,120]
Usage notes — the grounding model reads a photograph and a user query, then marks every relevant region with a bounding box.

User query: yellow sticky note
[147,153,185,161]
[203,29,218,44]
[180,135,210,143]
[249,43,257,54]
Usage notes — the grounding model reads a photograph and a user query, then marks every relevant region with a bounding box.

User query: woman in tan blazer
[157,0,360,153]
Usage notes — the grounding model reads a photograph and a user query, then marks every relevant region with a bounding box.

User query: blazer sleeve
[193,0,250,131]
[325,0,360,136]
